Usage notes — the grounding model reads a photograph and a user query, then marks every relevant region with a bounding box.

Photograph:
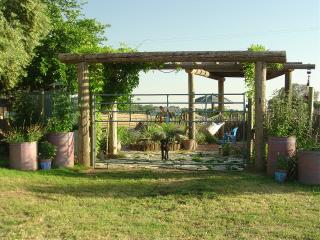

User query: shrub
[195,131,206,144]
[117,126,142,145]
[11,92,42,127]
[267,94,309,149]
[161,123,185,141]
[2,124,43,143]
[222,143,231,156]
[39,141,56,160]
[46,94,78,133]
[276,154,289,171]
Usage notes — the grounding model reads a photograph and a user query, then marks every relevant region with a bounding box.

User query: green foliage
[20,0,107,92]
[197,126,218,144]
[2,124,43,143]
[275,83,319,103]
[0,0,49,92]
[144,124,166,141]
[11,92,43,127]
[117,127,142,145]
[243,44,283,100]
[196,131,207,145]
[161,123,185,141]
[46,93,78,133]
[276,154,289,171]
[222,143,232,156]
[39,141,56,160]
[267,93,310,148]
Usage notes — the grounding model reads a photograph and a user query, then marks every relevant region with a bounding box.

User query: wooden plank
[254,61,267,171]
[59,51,286,64]
[77,62,90,167]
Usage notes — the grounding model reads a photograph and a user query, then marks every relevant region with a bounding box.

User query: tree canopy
[0,0,49,93]
[19,0,108,92]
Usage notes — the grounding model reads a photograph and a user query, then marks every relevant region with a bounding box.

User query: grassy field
[0,159,319,239]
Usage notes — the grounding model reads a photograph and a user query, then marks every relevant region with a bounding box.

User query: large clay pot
[298,151,320,185]
[48,132,74,168]
[182,139,197,151]
[9,142,37,171]
[267,136,296,176]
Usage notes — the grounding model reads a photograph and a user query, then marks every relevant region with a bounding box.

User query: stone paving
[95,148,244,171]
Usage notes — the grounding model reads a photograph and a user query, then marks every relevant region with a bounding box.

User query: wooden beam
[188,72,196,140]
[191,69,225,81]
[284,63,315,70]
[58,51,286,64]
[77,62,90,167]
[267,70,287,80]
[254,61,267,171]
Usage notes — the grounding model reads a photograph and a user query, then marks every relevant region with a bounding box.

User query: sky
[82,0,320,101]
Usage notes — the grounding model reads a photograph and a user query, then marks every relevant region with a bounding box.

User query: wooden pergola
[58,51,315,171]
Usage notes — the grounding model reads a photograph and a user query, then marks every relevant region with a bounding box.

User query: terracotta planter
[182,139,197,151]
[298,150,320,185]
[9,142,37,171]
[267,136,296,176]
[48,132,74,168]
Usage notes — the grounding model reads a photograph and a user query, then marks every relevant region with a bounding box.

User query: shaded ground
[0,166,319,240]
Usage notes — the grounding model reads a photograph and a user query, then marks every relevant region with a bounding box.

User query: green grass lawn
[0,161,319,239]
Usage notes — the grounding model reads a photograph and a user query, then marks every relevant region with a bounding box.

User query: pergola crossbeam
[59,51,286,64]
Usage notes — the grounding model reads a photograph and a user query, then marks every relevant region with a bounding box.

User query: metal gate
[91,93,247,169]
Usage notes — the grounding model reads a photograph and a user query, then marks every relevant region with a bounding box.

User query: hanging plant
[243,44,283,101]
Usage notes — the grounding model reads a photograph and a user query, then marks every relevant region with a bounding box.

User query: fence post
[308,87,314,132]
[246,98,253,163]
[90,94,96,167]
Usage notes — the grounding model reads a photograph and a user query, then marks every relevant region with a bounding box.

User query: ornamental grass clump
[2,124,43,143]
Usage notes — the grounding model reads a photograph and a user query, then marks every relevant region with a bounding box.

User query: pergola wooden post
[254,62,267,171]
[218,78,225,111]
[77,62,90,167]
[285,70,293,104]
[218,78,225,137]
[188,71,196,140]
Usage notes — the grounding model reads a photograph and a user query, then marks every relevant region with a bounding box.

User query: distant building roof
[195,94,232,104]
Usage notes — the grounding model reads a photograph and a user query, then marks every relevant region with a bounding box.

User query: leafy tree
[19,0,108,92]
[272,83,319,102]
[0,0,49,93]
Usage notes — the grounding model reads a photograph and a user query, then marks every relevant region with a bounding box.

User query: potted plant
[266,95,309,176]
[47,94,78,168]
[1,125,42,171]
[297,138,320,185]
[38,141,57,170]
[274,154,289,183]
